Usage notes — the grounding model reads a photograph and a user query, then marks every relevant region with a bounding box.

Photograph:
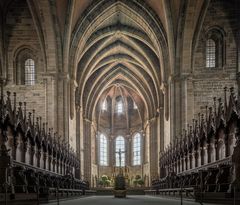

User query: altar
[112,166,130,187]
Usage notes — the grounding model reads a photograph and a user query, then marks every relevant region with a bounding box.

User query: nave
[46,196,218,205]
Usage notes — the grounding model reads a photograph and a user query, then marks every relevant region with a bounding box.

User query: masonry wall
[4,0,47,121]
[192,0,238,117]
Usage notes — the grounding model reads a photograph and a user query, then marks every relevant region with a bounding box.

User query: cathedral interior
[0,0,240,204]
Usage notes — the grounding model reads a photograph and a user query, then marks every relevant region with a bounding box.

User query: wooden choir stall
[151,87,240,203]
[0,89,89,204]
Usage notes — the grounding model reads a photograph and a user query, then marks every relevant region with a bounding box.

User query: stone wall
[192,0,238,118]
[4,0,46,120]
[6,0,44,81]
[4,84,46,121]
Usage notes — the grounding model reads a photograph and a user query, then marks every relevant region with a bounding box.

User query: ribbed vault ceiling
[73,0,168,121]
[96,84,144,132]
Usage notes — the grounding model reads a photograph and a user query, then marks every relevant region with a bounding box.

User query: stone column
[83,119,92,183]
[149,117,159,180]
[109,136,114,167]
[172,77,182,137]
[170,74,193,140]
[142,131,146,164]
[79,107,85,179]
[75,105,81,179]
[126,135,131,166]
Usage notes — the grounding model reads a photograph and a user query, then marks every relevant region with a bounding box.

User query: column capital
[168,73,192,82]
[41,72,72,81]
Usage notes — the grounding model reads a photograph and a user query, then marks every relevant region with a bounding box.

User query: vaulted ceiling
[96,84,144,134]
[1,0,239,122]
[0,0,208,72]
[71,0,169,121]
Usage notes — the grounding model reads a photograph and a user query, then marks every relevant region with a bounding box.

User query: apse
[93,84,146,185]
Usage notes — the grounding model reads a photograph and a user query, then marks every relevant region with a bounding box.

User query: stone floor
[47,195,220,205]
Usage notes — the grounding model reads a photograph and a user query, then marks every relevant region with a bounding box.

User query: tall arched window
[133,133,141,165]
[205,27,225,69]
[206,39,216,68]
[133,101,138,109]
[115,136,125,166]
[99,134,108,166]
[25,59,35,85]
[116,100,123,114]
[102,100,107,111]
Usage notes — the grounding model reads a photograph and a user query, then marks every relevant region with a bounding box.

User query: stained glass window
[133,133,141,165]
[99,134,108,166]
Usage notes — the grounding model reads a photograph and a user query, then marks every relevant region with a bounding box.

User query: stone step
[94,188,145,196]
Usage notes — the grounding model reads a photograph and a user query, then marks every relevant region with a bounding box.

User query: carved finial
[47,128,51,143]
[224,87,227,109]
[39,117,42,131]
[201,113,204,123]
[32,109,35,126]
[205,105,208,122]
[183,129,187,138]
[0,81,3,103]
[197,113,200,126]
[230,87,235,101]
[36,117,39,130]
[42,122,46,139]
[54,132,57,142]
[13,92,16,112]
[45,122,48,136]
[209,106,212,114]
[23,102,27,121]
[6,91,10,98]
[6,91,12,112]
[27,112,31,127]
[192,119,195,130]
[194,119,197,128]
[50,128,53,141]
[212,98,216,117]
